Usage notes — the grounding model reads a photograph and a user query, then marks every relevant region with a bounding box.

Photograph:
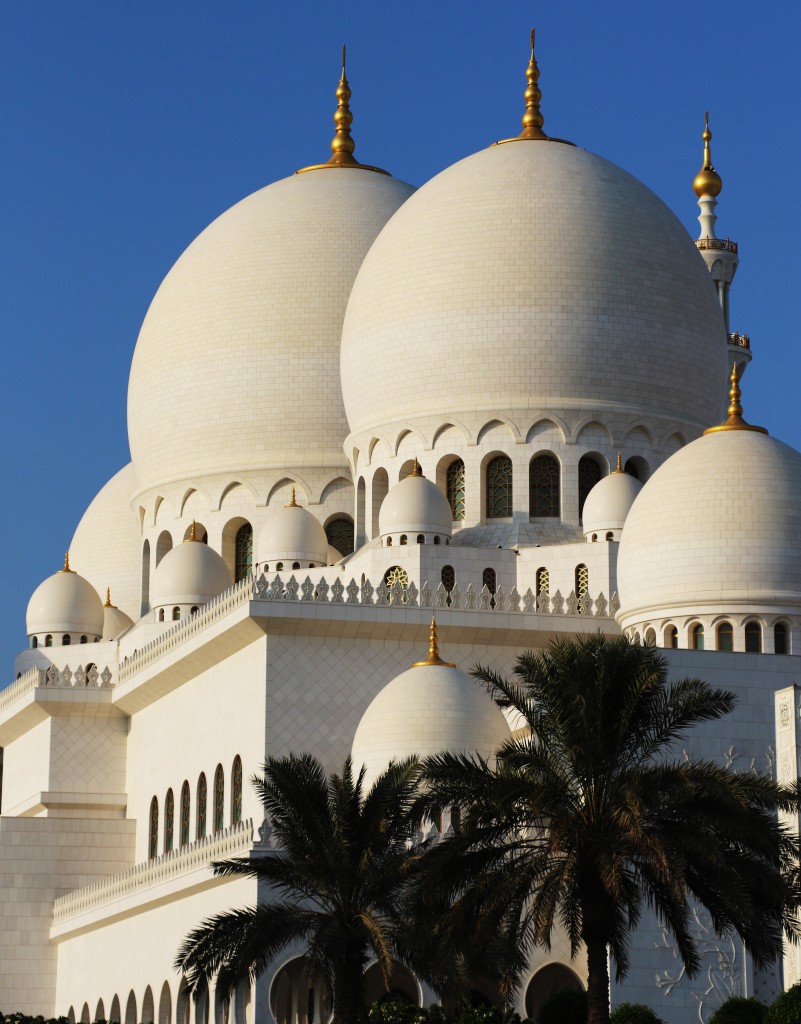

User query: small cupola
[26,552,105,648]
[102,588,135,640]
[150,523,232,622]
[378,460,453,547]
[582,454,643,542]
[256,489,329,572]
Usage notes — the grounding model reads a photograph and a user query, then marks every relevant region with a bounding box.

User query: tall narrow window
[578,455,603,520]
[535,567,550,595]
[45,634,52,647]
[196,774,207,839]
[325,517,355,557]
[164,788,174,853]
[575,564,589,611]
[691,623,705,650]
[529,454,560,518]
[716,621,733,651]
[180,781,190,847]
[63,634,71,646]
[666,626,678,649]
[482,568,497,610]
[148,797,159,860]
[446,459,466,521]
[745,622,762,653]
[234,523,253,582]
[172,607,181,621]
[775,622,789,655]
[486,456,513,518]
[213,764,224,833]
[441,565,455,607]
[231,755,243,826]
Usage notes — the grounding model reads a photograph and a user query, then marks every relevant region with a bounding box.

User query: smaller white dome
[327,545,343,565]
[27,555,105,639]
[257,493,329,567]
[582,467,643,540]
[102,590,135,640]
[378,469,453,539]
[352,626,510,788]
[150,534,232,608]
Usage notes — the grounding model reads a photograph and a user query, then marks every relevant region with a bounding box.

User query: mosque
[2,32,801,1024]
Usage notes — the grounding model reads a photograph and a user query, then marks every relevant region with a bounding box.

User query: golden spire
[104,587,113,608]
[58,551,74,574]
[613,452,623,474]
[286,487,299,508]
[693,111,723,198]
[296,45,389,175]
[413,618,456,668]
[704,364,767,435]
[186,521,197,542]
[517,28,548,141]
[410,457,423,477]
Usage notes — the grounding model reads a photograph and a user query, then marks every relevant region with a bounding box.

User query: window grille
[383,566,409,604]
[691,624,705,650]
[214,765,225,833]
[775,623,789,655]
[234,523,253,582]
[180,782,190,847]
[745,622,762,653]
[578,455,602,519]
[486,456,513,518]
[231,756,243,825]
[164,789,174,853]
[325,517,354,557]
[196,774,207,839]
[446,459,466,521]
[535,567,549,595]
[575,564,589,611]
[148,797,159,860]
[529,454,560,517]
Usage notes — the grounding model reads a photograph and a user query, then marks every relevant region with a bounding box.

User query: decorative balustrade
[696,237,738,254]
[728,332,750,349]
[0,663,114,713]
[52,819,254,926]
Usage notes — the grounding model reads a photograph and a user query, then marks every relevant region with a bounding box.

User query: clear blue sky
[1,1,799,676]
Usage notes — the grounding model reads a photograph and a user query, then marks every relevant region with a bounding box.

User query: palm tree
[415,635,801,1024]
[175,754,429,1024]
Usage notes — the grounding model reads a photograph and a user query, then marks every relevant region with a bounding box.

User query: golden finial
[104,587,113,608]
[296,45,389,175]
[613,452,623,474]
[186,520,197,542]
[413,617,456,668]
[285,487,299,508]
[704,364,767,435]
[410,458,423,477]
[693,111,723,198]
[517,28,548,141]
[58,551,74,574]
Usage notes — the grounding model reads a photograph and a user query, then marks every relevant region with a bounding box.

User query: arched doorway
[363,962,421,1008]
[525,963,584,1020]
[270,956,331,1024]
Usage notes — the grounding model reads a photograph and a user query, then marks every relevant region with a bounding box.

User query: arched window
[172,607,181,621]
[32,636,38,649]
[164,788,174,853]
[148,797,159,860]
[775,622,789,655]
[80,635,87,644]
[383,566,409,604]
[292,562,301,570]
[196,773,207,839]
[400,535,408,545]
[386,537,392,547]
[645,628,656,646]
[717,622,733,652]
[213,764,224,833]
[591,534,598,542]
[325,517,354,557]
[535,567,550,596]
[578,455,603,520]
[633,632,641,645]
[63,634,71,645]
[234,523,253,583]
[191,606,199,615]
[276,562,284,571]
[691,623,705,650]
[606,531,614,542]
[446,459,466,521]
[45,634,52,647]
[624,458,644,480]
[666,626,678,649]
[529,454,560,518]
[745,622,762,653]
[486,456,513,518]
[575,564,589,611]
[433,536,441,545]
[482,568,497,609]
[158,609,165,621]
[180,782,190,847]
[441,565,455,607]
[231,755,243,826]
[417,534,425,544]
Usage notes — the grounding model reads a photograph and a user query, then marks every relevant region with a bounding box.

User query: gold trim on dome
[704,364,767,435]
[297,45,390,176]
[692,111,723,199]
[58,551,74,574]
[413,618,456,668]
[494,28,574,148]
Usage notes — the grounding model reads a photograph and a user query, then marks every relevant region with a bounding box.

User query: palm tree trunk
[585,936,610,1024]
[331,957,366,1024]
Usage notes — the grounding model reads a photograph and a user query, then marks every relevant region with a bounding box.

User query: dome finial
[517,27,549,141]
[693,111,723,198]
[413,617,456,668]
[104,587,113,608]
[614,451,623,474]
[187,520,197,542]
[296,46,390,176]
[411,457,423,477]
[59,551,74,574]
[704,363,768,435]
[286,487,299,508]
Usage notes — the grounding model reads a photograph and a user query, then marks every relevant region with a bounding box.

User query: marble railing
[0,663,114,712]
[52,819,254,926]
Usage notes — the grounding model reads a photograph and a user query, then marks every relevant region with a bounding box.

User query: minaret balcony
[696,236,738,254]
[728,332,750,349]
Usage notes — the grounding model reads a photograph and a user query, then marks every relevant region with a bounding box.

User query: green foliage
[765,984,801,1024]
[0,1019,113,1024]
[708,996,767,1024]
[368,1000,431,1024]
[454,1008,524,1024]
[610,1004,665,1024]
[535,988,587,1024]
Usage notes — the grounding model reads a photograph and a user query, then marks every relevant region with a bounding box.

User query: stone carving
[285,575,299,602]
[436,583,448,608]
[405,581,419,607]
[317,577,330,603]
[595,592,608,618]
[330,578,344,604]
[780,701,791,728]
[300,576,315,602]
[479,585,492,611]
[345,579,359,604]
[361,579,374,606]
[269,574,284,601]
[100,666,112,688]
[450,583,462,609]
[495,585,507,612]
[420,581,432,608]
[523,588,536,613]
[464,583,476,610]
[551,590,564,615]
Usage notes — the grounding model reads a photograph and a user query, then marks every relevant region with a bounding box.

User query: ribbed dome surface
[341,142,727,439]
[128,169,414,495]
[617,429,801,627]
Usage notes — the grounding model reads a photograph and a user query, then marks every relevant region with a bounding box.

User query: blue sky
[1,1,799,674]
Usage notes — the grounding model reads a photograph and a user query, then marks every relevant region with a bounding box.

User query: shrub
[535,988,587,1024]
[454,1009,524,1024]
[708,996,767,1024]
[611,1003,665,1024]
[368,1001,430,1024]
[766,984,801,1024]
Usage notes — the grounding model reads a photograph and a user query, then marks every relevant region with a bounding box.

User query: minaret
[692,114,751,376]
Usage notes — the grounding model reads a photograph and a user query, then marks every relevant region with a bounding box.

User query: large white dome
[69,464,141,622]
[256,497,329,568]
[26,558,105,640]
[341,141,727,441]
[127,167,414,496]
[617,428,801,629]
